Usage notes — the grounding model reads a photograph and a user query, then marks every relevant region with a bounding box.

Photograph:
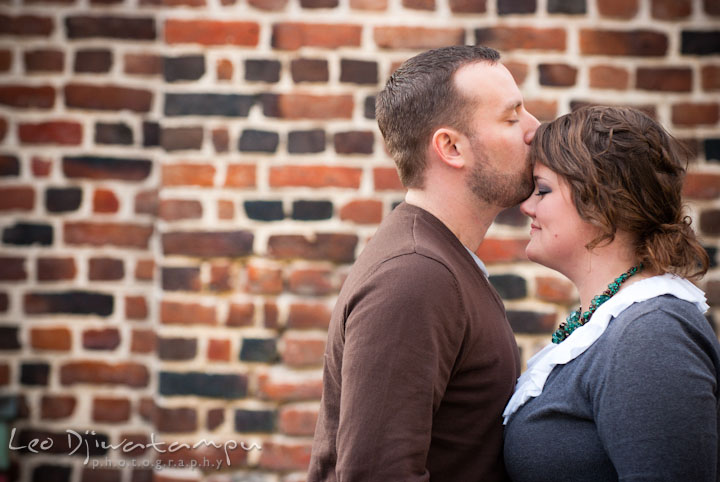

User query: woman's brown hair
[531,105,709,280]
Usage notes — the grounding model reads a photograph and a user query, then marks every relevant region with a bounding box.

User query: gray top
[504,295,720,482]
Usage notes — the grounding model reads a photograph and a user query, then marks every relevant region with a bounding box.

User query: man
[308,45,540,481]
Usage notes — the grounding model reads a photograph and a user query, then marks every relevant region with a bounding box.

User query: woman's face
[520,162,599,274]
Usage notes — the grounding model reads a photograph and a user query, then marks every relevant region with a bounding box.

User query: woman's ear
[431,128,466,169]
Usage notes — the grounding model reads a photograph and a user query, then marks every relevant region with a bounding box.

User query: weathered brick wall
[0,0,718,480]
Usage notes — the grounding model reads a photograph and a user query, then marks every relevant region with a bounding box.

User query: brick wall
[1,0,718,480]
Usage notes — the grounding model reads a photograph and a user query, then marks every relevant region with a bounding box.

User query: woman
[503,106,720,481]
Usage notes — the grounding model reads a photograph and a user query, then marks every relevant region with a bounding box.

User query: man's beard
[466,138,534,208]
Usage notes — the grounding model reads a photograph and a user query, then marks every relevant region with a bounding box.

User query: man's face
[455,62,540,208]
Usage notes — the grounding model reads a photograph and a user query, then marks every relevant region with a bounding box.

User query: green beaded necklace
[552,264,643,344]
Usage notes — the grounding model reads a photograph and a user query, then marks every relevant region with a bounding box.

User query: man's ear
[431,128,466,169]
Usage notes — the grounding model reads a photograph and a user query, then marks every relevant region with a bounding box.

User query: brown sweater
[308,203,520,481]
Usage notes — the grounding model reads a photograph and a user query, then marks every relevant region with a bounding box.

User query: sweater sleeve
[593,306,719,481]
[335,254,464,481]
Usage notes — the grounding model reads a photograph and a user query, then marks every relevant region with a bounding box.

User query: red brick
[217,200,234,220]
[207,338,231,362]
[538,63,577,87]
[32,156,52,177]
[350,0,387,9]
[135,189,158,216]
[124,53,162,76]
[707,280,720,305]
[249,0,288,9]
[154,406,197,432]
[247,264,283,294]
[683,173,720,200]
[275,94,353,120]
[259,442,313,471]
[597,0,638,17]
[0,364,8,385]
[209,262,233,291]
[83,328,121,350]
[475,27,566,51]
[162,163,215,187]
[0,186,34,210]
[93,397,131,423]
[41,395,76,419]
[24,49,64,72]
[89,257,124,281]
[130,328,155,353]
[580,29,667,56]
[0,50,11,72]
[0,14,54,36]
[525,99,557,122]
[60,361,149,387]
[257,370,323,401]
[30,327,72,351]
[225,164,256,188]
[0,118,6,141]
[702,65,720,91]
[374,26,464,49]
[207,408,224,430]
[141,0,206,5]
[589,65,630,90]
[706,0,720,15]
[672,103,719,126]
[165,19,259,45]
[64,83,152,112]
[0,257,26,280]
[287,302,331,329]
[212,128,229,153]
[651,0,691,19]
[93,188,120,213]
[288,268,334,296]
[0,85,55,108]
[125,296,148,320]
[281,334,325,367]
[536,276,576,303]
[279,406,318,436]
[227,302,254,327]
[265,302,279,329]
[270,165,361,188]
[636,67,692,92]
[475,238,528,263]
[37,257,76,281]
[340,199,382,224]
[64,222,153,249]
[449,0,485,12]
[272,23,362,50]
[504,61,528,86]
[161,300,216,325]
[268,233,357,263]
[162,231,252,257]
[216,58,233,80]
[135,259,155,281]
[373,167,403,191]
[159,199,202,221]
[403,0,434,10]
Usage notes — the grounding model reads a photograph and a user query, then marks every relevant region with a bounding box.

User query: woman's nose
[520,195,535,218]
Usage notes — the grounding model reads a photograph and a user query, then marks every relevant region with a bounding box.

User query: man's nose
[524,113,540,145]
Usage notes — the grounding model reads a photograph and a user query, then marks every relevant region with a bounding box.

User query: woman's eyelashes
[535,185,551,197]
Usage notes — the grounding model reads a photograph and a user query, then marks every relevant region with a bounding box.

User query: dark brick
[292,200,333,221]
[245,59,281,82]
[0,14,54,36]
[207,408,224,430]
[548,0,585,13]
[24,291,114,316]
[32,464,72,482]
[157,337,198,361]
[45,187,82,213]
[240,338,278,362]
[154,407,196,433]
[162,231,253,257]
[3,222,53,246]
[682,31,720,55]
[21,363,50,385]
[288,129,325,153]
[0,85,55,108]
[159,371,248,398]
[488,274,527,300]
[701,209,720,235]
[161,267,201,291]
[83,328,120,350]
[164,55,205,82]
[63,156,152,181]
[260,93,280,117]
[64,84,151,112]
[706,138,720,162]
[538,63,578,86]
[291,58,329,83]
[161,126,203,151]
[164,93,254,117]
[0,293,8,312]
[244,200,284,221]
[239,129,279,152]
[80,468,121,482]
[268,233,357,263]
[234,409,276,432]
[24,49,64,72]
[507,310,557,334]
[0,155,20,176]
[334,131,373,154]
[0,257,26,280]
[74,49,112,73]
[142,121,160,147]
[0,326,20,350]
[498,0,536,14]
[89,258,124,281]
[300,0,338,7]
[706,245,717,269]
[636,67,692,92]
[95,123,133,145]
[364,95,376,119]
[65,16,156,40]
[340,59,378,84]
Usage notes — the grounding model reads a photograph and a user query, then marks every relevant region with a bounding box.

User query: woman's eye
[535,188,550,197]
